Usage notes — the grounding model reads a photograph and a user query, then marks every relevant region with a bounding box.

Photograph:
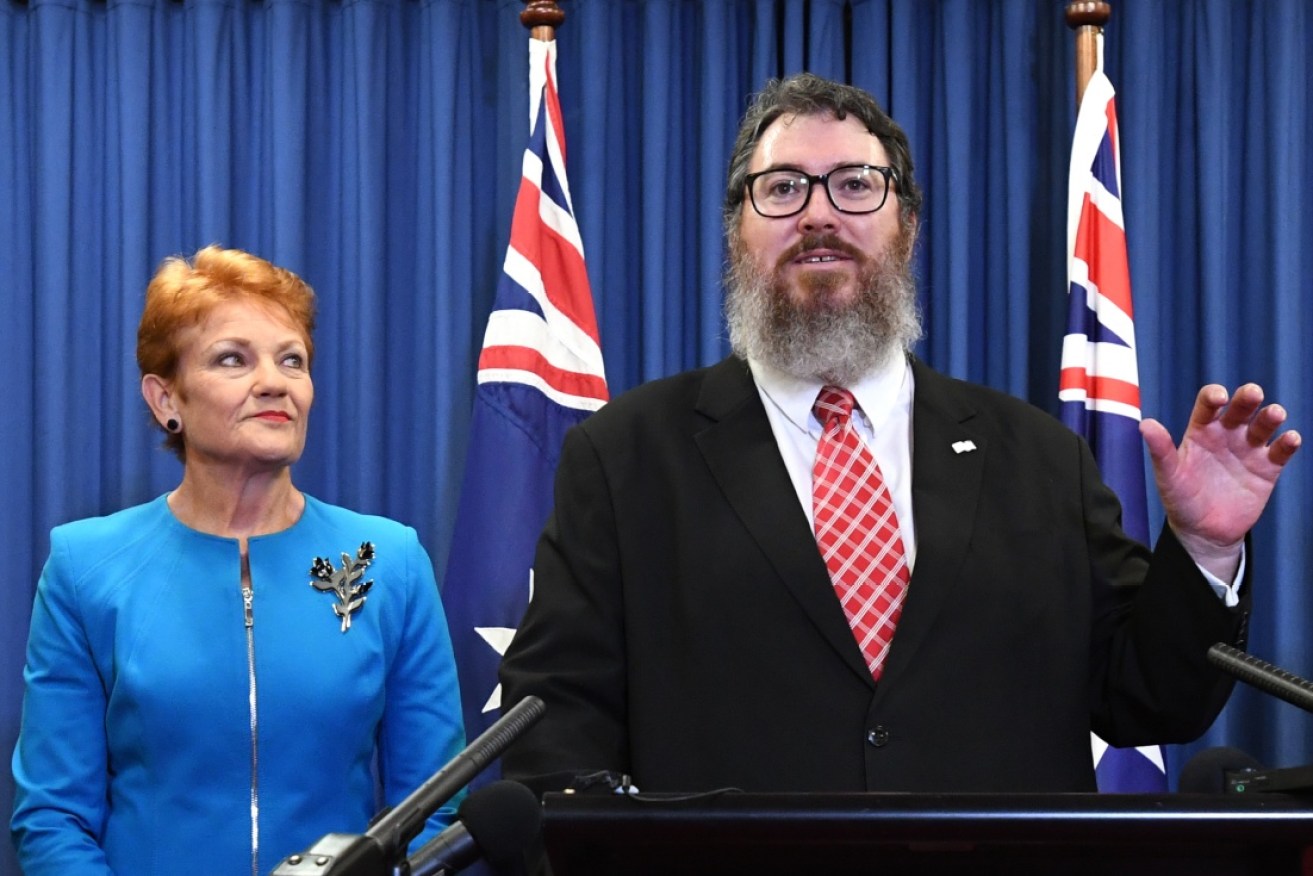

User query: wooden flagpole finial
[1066,1,1112,105]
[521,1,565,42]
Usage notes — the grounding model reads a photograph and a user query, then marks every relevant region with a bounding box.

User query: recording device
[407,779,541,876]
[1206,643,1313,714]
[1178,746,1265,794]
[271,695,546,875]
[1178,746,1313,796]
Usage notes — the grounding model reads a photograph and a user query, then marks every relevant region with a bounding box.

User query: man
[498,73,1300,796]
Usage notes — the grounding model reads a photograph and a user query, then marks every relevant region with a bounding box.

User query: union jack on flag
[443,37,607,791]
[1060,63,1165,793]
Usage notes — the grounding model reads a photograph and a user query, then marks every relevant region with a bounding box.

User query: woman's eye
[217,352,244,367]
[282,353,306,369]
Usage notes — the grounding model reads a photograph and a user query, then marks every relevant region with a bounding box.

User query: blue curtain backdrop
[1,0,1309,869]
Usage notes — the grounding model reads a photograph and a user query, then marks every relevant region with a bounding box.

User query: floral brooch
[309,542,375,632]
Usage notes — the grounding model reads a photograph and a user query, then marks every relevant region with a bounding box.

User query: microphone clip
[271,834,387,875]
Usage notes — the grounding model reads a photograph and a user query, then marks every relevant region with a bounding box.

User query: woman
[11,246,465,875]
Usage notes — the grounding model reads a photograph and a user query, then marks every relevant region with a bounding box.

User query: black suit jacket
[499,356,1247,794]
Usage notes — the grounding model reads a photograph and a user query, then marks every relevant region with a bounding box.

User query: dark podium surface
[542,791,1313,875]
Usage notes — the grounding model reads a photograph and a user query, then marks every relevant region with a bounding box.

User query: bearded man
[498,73,1299,797]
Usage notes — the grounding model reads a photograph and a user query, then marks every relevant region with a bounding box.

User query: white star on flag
[1091,733,1166,772]
[474,626,517,713]
[473,571,534,713]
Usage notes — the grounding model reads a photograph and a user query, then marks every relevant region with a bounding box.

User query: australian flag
[443,38,607,792]
[1059,64,1165,793]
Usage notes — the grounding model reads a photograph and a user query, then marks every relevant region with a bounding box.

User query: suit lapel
[693,358,875,685]
[880,359,986,681]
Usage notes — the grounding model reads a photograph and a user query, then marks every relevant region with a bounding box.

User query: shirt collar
[748,352,912,435]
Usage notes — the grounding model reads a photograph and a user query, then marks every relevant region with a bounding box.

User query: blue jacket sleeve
[377,526,466,854]
[11,531,115,875]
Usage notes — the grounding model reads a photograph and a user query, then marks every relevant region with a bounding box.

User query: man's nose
[797,184,840,232]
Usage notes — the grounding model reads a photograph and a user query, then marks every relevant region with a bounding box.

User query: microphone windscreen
[1178,746,1264,794]
[459,779,542,866]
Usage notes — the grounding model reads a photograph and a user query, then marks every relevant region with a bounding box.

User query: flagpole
[1066,1,1111,105]
[521,0,564,42]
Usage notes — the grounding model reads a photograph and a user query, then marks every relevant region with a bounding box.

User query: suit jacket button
[866,726,891,747]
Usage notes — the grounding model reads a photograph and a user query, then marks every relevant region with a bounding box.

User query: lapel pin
[952,440,977,454]
[309,542,376,632]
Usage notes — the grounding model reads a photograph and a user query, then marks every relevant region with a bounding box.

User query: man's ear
[141,374,177,428]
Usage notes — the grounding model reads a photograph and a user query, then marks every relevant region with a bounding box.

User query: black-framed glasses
[745,164,897,218]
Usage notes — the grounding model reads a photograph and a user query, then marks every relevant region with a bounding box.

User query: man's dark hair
[723,72,922,234]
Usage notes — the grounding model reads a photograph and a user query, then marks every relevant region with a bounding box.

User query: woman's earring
[166,418,181,434]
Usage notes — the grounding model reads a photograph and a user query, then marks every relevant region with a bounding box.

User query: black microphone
[407,780,542,876]
[1178,746,1264,794]
[365,695,546,862]
[1206,643,1313,714]
[270,695,545,875]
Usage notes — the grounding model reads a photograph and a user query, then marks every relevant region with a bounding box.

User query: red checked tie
[812,386,909,682]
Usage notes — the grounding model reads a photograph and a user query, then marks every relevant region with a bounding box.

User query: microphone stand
[271,696,546,876]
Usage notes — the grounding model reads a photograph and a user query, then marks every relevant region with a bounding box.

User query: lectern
[543,792,1313,875]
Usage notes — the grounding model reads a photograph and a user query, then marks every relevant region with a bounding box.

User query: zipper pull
[243,585,254,628]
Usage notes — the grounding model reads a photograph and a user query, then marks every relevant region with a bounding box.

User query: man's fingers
[1268,429,1302,467]
[1139,418,1177,475]
[1246,403,1287,446]
[1190,384,1230,428]
[1217,383,1263,429]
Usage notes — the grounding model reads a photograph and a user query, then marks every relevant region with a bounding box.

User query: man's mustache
[775,234,867,271]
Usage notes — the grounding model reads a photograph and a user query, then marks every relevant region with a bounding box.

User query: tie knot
[814,385,856,428]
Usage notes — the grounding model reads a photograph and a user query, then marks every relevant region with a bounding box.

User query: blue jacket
[12,494,466,875]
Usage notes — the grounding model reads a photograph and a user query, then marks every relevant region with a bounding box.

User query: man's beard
[724,227,921,386]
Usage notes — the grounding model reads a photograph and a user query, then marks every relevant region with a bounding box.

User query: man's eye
[768,179,803,198]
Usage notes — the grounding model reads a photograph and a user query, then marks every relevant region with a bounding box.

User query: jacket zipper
[243,583,259,876]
